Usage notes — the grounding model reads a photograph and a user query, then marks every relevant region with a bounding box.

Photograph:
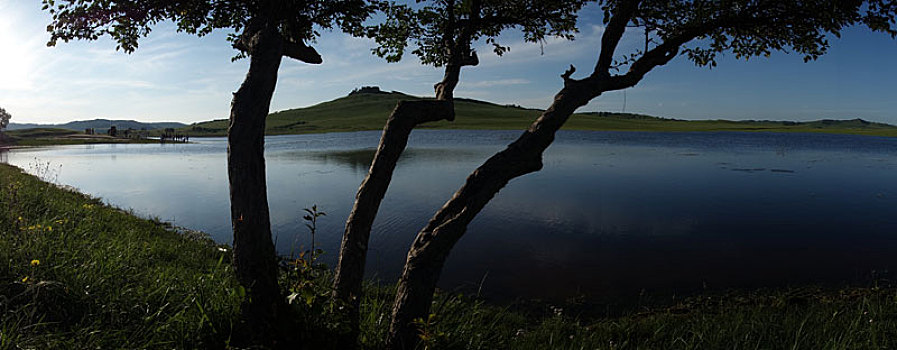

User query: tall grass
[0,164,240,349]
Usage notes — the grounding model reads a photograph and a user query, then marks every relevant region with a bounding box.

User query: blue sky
[1,1,896,125]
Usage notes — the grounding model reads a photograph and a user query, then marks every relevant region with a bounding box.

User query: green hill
[181,90,897,137]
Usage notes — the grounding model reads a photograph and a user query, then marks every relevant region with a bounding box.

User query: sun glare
[0,4,36,91]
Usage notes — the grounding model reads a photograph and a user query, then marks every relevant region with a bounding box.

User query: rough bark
[434,0,480,101]
[434,64,462,101]
[332,100,454,345]
[434,52,477,101]
[227,24,285,346]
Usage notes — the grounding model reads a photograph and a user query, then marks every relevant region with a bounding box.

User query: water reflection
[4,130,897,302]
[272,147,488,173]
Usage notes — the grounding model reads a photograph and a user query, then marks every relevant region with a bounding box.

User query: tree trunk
[332,53,469,345]
[227,25,285,347]
[333,28,476,346]
[435,63,462,101]
[332,100,453,345]
[386,84,595,350]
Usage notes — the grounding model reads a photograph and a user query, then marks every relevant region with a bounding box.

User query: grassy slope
[3,163,897,349]
[0,164,239,348]
[182,92,897,137]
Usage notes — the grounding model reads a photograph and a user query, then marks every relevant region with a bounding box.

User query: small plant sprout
[302,204,326,263]
[284,205,329,308]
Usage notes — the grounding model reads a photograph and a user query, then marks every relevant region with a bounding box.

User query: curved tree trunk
[383,4,654,346]
[332,100,454,344]
[379,0,778,346]
[385,83,595,350]
[333,51,469,346]
[227,24,285,347]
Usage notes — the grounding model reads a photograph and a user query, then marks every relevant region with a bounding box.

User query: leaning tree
[331,0,586,342]
[384,0,897,348]
[43,0,371,346]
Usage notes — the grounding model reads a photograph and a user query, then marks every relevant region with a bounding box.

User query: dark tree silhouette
[384,0,897,348]
[0,107,10,132]
[0,107,11,145]
[331,0,586,344]
[42,1,371,347]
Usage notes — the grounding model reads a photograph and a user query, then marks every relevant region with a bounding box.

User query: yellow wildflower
[17,216,23,222]
[30,259,40,266]
[48,226,52,231]
[21,276,28,283]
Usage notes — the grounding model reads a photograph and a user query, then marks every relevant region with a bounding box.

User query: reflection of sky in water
[3,130,897,302]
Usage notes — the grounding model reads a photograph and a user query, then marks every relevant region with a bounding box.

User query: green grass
[181,92,897,138]
[0,164,240,348]
[4,162,897,349]
[354,285,897,350]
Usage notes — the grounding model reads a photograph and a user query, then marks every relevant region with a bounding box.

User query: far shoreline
[189,126,897,138]
[3,126,896,149]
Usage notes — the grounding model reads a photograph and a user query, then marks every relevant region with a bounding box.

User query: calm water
[3,130,897,302]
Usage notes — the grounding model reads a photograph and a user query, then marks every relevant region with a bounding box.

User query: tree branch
[455,0,482,67]
[233,22,322,65]
[593,0,642,76]
[444,0,457,55]
[282,39,323,64]
[602,6,774,92]
[459,51,479,66]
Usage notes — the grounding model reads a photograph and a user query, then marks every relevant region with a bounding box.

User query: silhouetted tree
[384,0,897,348]
[0,107,11,145]
[42,1,371,347]
[0,107,10,132]
[331,0,586,344]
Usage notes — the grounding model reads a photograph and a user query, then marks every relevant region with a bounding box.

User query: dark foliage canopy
[42,0,371,60]
[367,0,588,67]
[599,0,897,72]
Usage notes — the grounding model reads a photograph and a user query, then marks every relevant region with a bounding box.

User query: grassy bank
[182,91,897,138]
[2,128,162,147]
[3,162,897,349]
[0,164,239,348]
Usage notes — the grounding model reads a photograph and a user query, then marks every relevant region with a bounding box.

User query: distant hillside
[183,89,581,135]
[182,89,897,138]
[8,119,187,132]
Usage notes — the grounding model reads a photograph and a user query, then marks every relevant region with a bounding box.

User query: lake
[2,130,896,302]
